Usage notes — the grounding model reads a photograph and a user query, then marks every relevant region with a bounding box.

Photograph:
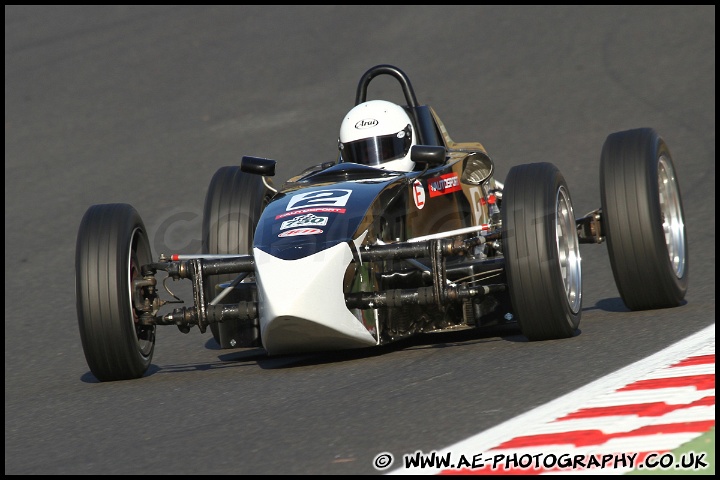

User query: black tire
[202,166,271,348]
[76,204,155,381]
[600,128,688,310]
[502,163,582,340]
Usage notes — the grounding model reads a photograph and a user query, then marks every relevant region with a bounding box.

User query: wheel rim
[658,155,686,278]
[128,228,154,357]
[555,186,582,313]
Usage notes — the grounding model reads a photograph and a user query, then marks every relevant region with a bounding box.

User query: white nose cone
[253,242,377,355]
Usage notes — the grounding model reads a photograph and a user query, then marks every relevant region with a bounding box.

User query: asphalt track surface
[5,5,715,475]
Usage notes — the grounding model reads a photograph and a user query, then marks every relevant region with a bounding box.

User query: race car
[75,64,689,382]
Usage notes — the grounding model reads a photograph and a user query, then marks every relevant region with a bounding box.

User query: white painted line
[387,323,715,475]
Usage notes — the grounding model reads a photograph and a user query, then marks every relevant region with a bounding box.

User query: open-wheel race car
[75,64,689,382]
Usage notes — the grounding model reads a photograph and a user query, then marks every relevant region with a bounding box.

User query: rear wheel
[502,163,582,340]
[202,166,271,348]
[76,204,155,381]
[600,128,688,310]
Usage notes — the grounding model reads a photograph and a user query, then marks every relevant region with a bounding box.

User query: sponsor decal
[413,180,425,209]
[275,207,345,219]
[278,228,323,238]
[355,118,379,129]
[280,214,329,230]
[286,189,352,211]
[428,173,462,197]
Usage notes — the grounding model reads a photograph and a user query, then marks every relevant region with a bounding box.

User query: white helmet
[338,100,416,172]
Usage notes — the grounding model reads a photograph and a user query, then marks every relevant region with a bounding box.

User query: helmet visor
[340,125,412,166]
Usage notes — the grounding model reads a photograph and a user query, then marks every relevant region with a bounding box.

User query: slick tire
[202,166,271,348]
[502,162,582,340]
[600,128,688,310]
[76,203,155,381]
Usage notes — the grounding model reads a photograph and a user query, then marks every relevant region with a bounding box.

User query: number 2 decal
[286,189,352,211]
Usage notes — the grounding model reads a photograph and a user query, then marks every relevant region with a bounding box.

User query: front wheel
[502,162,582,340]
[202,166,271,348]
[600,128,688,310]
[76,204,155,381]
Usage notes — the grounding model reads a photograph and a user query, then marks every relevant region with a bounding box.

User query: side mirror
[460,152,493,185]
[410,145,446,167]
[241,156,276,176]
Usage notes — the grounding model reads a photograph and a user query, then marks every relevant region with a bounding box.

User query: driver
[338,100,416,172]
